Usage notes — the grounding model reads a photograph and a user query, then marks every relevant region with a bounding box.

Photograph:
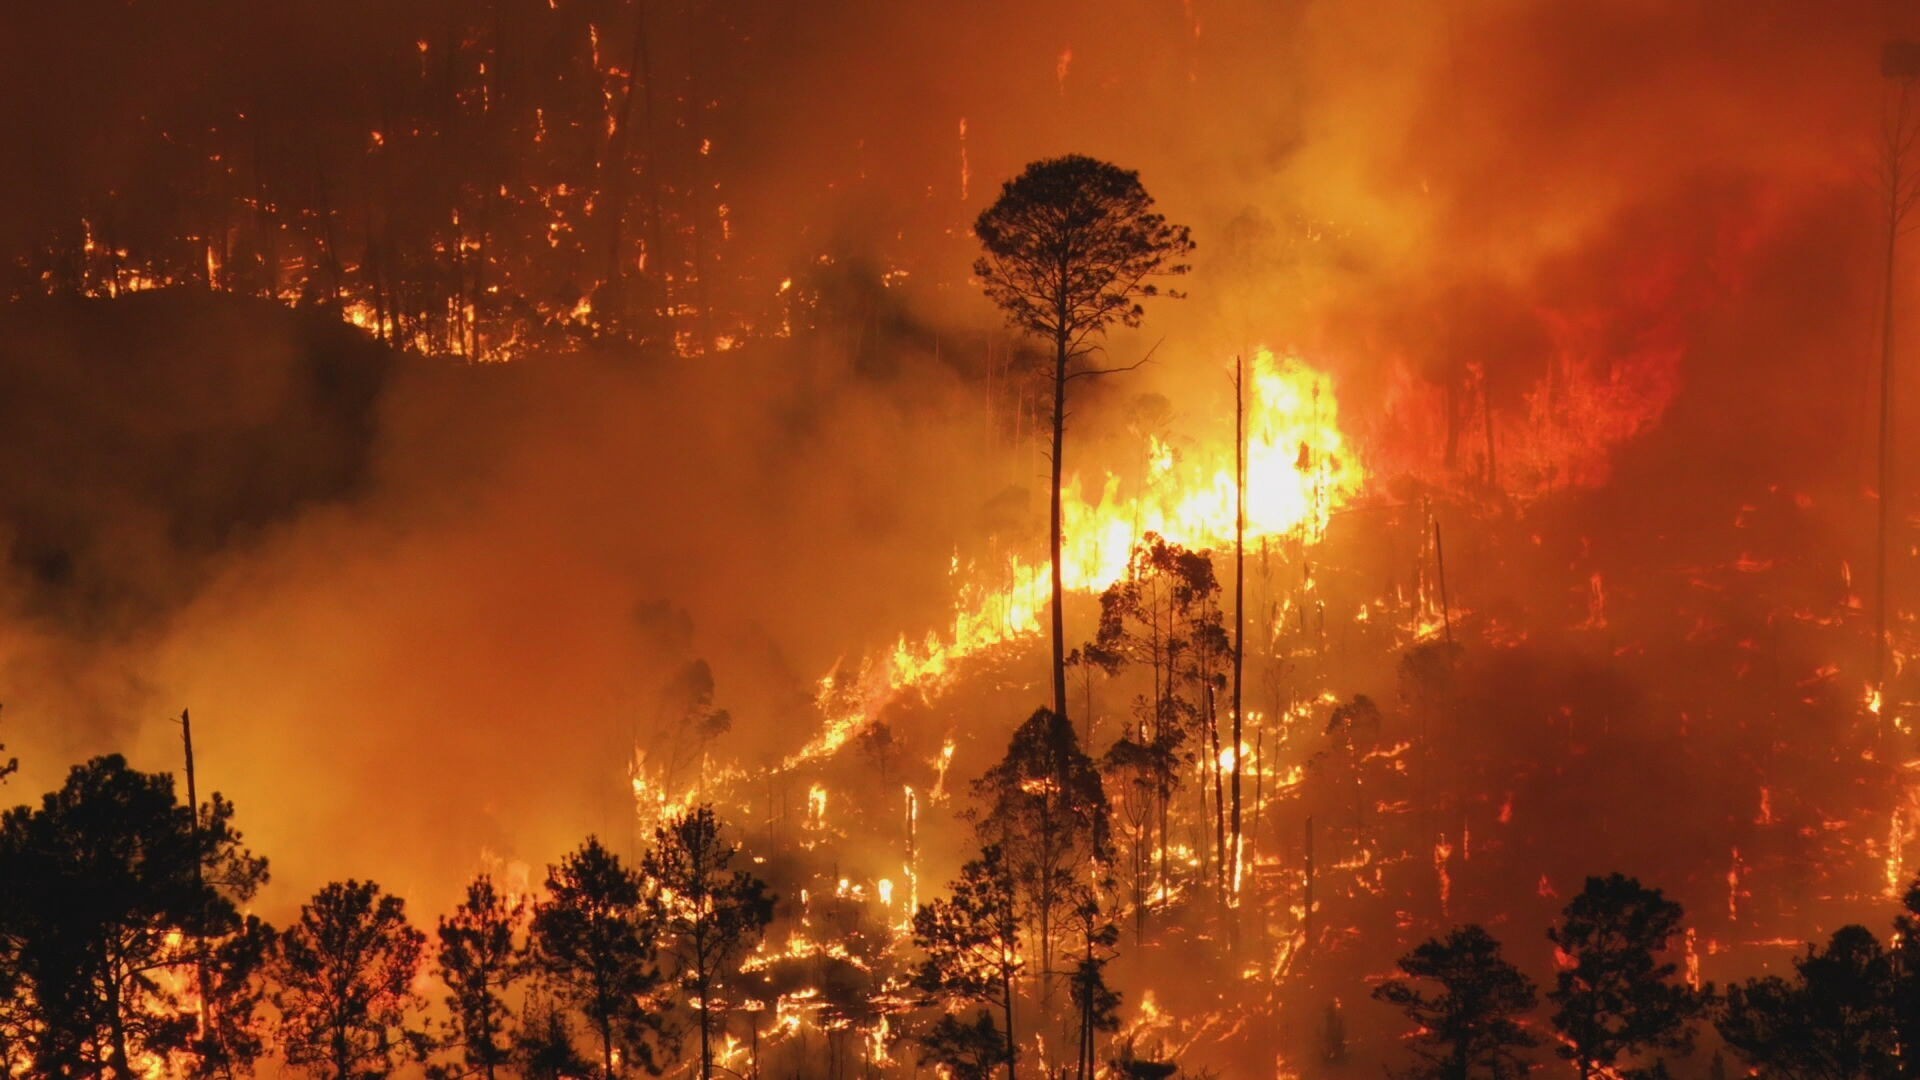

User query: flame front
[879,349,1360,708]
[784,349,1360,769]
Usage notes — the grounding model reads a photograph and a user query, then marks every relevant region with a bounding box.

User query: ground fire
[4,2,1920,1079]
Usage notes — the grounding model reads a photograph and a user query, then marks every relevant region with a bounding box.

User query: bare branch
[1065,338,1164,382]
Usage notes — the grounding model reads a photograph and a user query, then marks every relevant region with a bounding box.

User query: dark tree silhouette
[1065,896,1121,1080]
[972,154,1194,725]
[0,755,270,1079]
[1110,1037,1181,1079]
[972,707,1112,984]
[913,844,1024,1080]
[435,874,524,1080]
[1099,738,1164,943]
[274,879,430,1080]
[917,1011,1010,1080]
[195,914,279,1079]
[530,837,666,1078]
[516,991,595,1080]
[1893,879,1920,1076]
[1719,924,1898,1080]
[1548,874,1707,1080]
[642,805,773,1080]
[0,928,24,1078]
[1373,925,1539,1080]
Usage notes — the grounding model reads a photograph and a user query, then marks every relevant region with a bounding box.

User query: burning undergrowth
[3,0,1920,1076]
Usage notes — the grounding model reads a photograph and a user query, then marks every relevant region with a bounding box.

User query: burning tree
[529,837,667,1078]
[912,843,1024,1080]
[0,755,271,1079]
[641,805,774,1080]
[434,874,526,1080]
[1546,874,1707,1080]
[1372,925,1539,1080]
[972,155,1194,726]
[273,879,430,1080]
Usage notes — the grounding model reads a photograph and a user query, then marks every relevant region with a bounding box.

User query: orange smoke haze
[1,10,1919,1072]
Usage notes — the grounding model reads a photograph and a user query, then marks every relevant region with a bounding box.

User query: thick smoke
[0,298,1009,905]
[2,2,1920,1070]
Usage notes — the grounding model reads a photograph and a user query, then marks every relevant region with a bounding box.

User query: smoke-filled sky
[2,0,1917,937]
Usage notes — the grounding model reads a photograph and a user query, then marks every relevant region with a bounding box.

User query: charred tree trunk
[332,1017,353,1080]
[1880,154,1902,721]
[699,974,713,1079]
[1209,680,1225,896]
[1001,965,1018,1080]
[600,1016,615,1079]
[181,709,214,1057]
[1230,355,1246,905]
[105,947,132,1080]
[1051,325,1070,724]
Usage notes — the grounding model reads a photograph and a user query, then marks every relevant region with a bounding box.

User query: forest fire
[8,2,1920,1079]
[798,349,1360,770]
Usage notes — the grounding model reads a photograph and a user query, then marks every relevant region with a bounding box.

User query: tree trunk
[333,1018,352,1080]
[105,953,132,1080]
[1039,894,1052,995]
[1230,358,1246,903]
[1152,772,1167,899]
[1208,683,1225,895]
[484,1004,498,1080]
[1076,935,1096,1080]
[1051,329,1069,723]
[1879,177,1900,723]
[1001,970,1018,1080]
[700,984,712,1080]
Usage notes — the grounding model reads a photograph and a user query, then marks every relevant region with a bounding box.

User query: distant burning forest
[3,3,1920,1079]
